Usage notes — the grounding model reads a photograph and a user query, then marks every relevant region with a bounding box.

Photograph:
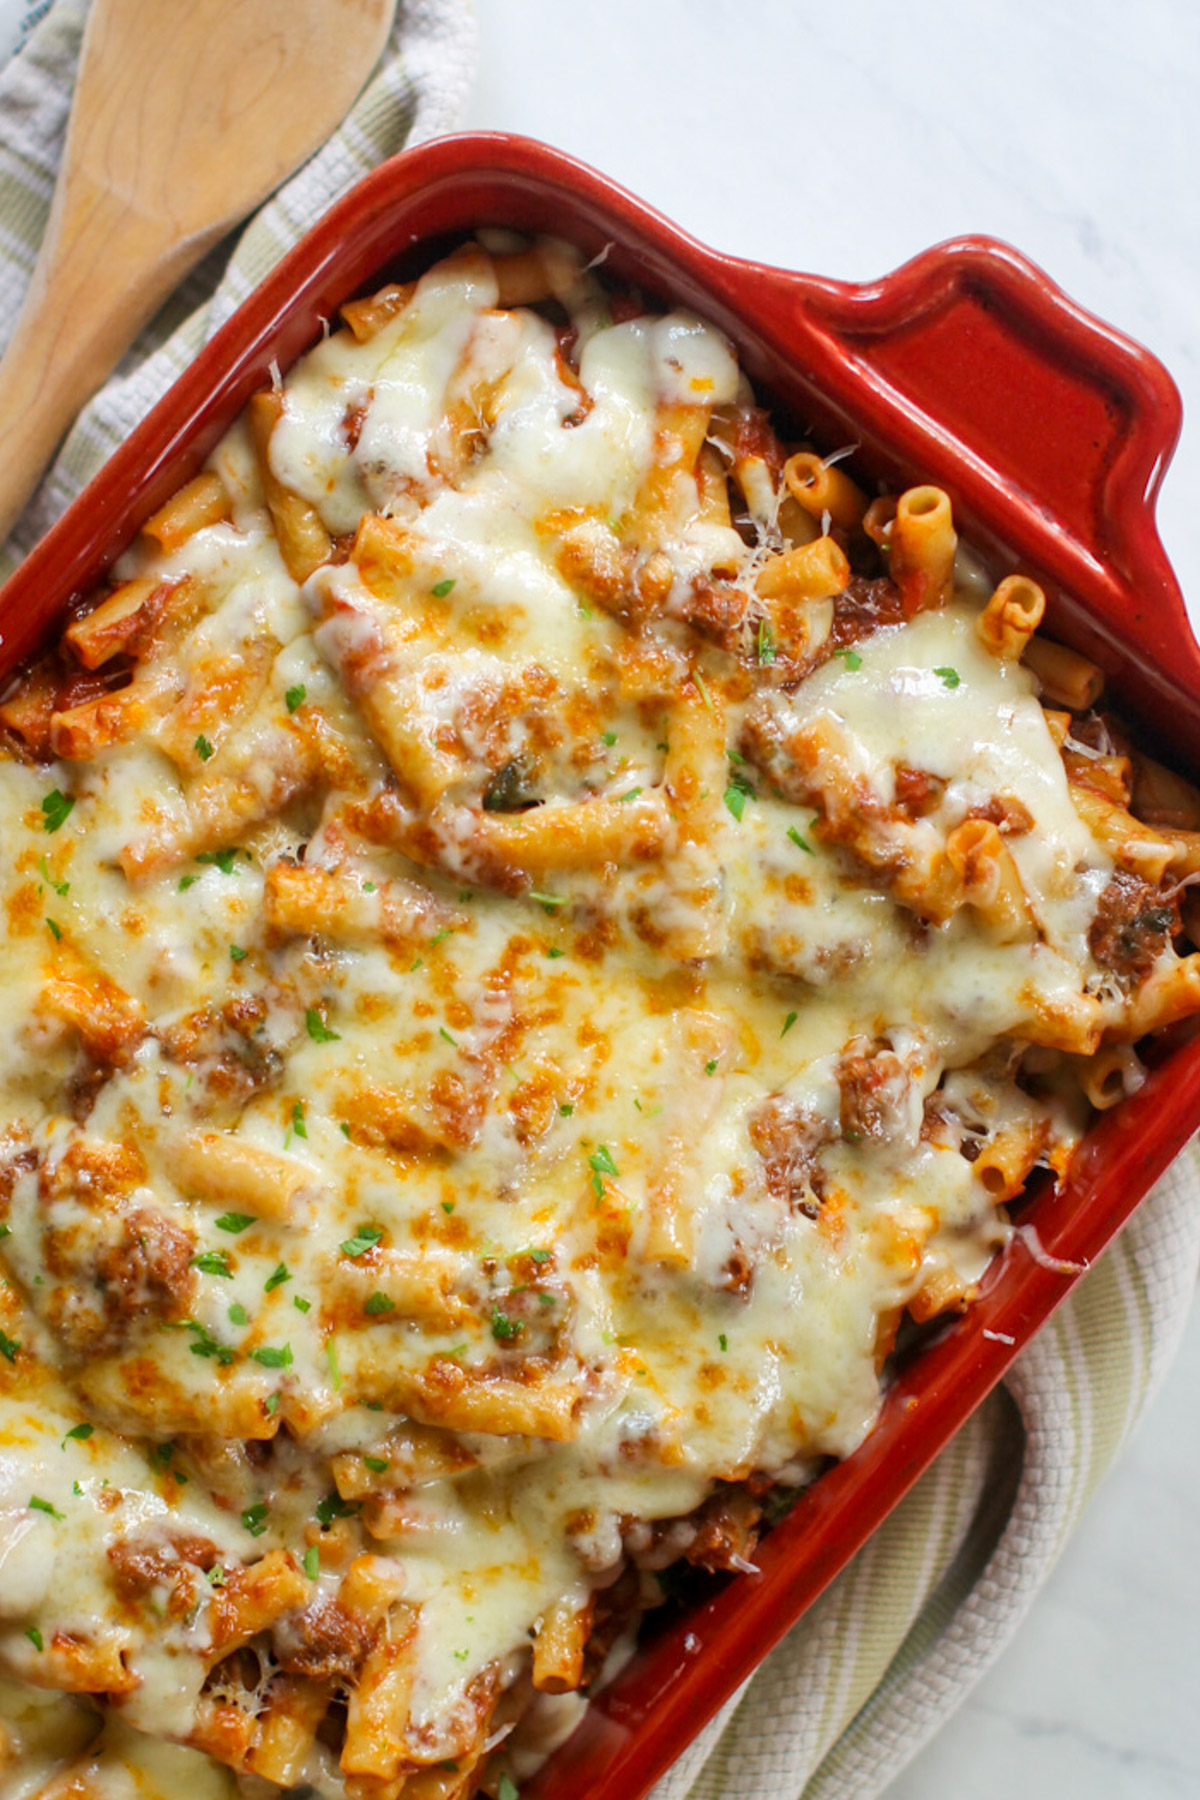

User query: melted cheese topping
[0,240,1162,1797]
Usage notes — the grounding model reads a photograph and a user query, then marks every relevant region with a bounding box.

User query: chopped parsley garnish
[195,847,240,875]
[264,1263,291,1293]
[41,789,74,833]
[192,1250,233,1279]
[363,1454,389,1473]
[834,647,863,671]
[528,1248,551,1264]
[546,945,565,958]
[431,578,456,597]
[705,1058,718,1075]
[62,1422,93,1447]
[285,683,306,714]
[290,1101,307,1139]
[491,1309,522,1341]
[756,618,776,665]
[0,1223,9,1238]
[191,1252,233,1281]
[45,918,62,941]
[529,890,567,911]
[934,666,961,689]
[498,1774,521,1800]
[195,734,214,761]
[602,730,617,747]
[178,874,198,891]
[781,1011,798,1037]
[692,670,714,712]
[303,1545,320,1579]
[293,1295,311,1313]
[264,1391,280,1415]
[327,1341,342,1390]
[241,1502,269,1537]
[718,1333,729,1352]
[441,1199,455,1214]
[216,1212,255,1234]
[724,768,756,823]
[588,1144,619,1197]
[340,1224,382,1259]
[788,823,815,854]
[618,787,643,802]
[315,1490,355,1528]
[229,1303,249,1326]
[305,1007,339,1042]
[25,1627,43,1651]
[364,1291,395,1316]
[439,1026,459,1048]
[39,857,68,896]
[559,1102,574,1117]
[185,1320,235,1364]
[229,944,248,962]
[251,1343,292,1369]
[30,1496,64,1520]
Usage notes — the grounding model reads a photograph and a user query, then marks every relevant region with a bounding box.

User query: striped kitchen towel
[0,9,1197,1798]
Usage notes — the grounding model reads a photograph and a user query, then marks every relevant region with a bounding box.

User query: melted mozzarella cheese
[0,240,1138,1794]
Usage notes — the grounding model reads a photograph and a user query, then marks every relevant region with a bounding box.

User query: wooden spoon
[0,0,397,545]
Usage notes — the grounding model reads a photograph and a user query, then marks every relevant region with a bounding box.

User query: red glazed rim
[1,133,1196,1800]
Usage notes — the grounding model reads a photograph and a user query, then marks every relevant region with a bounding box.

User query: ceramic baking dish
[2,133,1197,1800]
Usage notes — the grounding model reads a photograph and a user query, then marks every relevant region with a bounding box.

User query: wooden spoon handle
[0,0,397,551]
[0,172,201,547]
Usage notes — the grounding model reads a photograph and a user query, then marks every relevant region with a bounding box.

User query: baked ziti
[1,236,1198,1799]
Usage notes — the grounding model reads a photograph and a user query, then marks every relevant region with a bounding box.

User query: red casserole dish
[2,132,1196,1800]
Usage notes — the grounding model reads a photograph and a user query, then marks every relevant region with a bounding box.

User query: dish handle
[727,235,1192,676]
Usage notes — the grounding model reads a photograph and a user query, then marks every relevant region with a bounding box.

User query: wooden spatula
[0,0,397,546]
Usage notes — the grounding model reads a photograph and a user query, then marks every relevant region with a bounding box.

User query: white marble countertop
[1,1,1197,1794]
[461,7,1200,1794]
